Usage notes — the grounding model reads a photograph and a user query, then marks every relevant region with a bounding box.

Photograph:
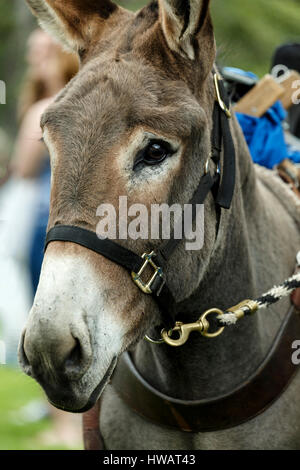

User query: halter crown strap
[212,73,236,210]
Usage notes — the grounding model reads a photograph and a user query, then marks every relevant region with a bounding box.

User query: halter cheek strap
[45,73,235,330]
[45,225,177,328]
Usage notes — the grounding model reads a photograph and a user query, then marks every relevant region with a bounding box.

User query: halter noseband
[45,73,235,330]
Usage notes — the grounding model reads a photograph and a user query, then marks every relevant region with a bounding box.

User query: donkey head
[19,0,217,412]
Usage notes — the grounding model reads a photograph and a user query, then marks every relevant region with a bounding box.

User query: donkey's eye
[144,142,170,164]
[133,140,175,170]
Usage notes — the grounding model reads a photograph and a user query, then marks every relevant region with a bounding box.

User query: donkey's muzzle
[18,313,92,386]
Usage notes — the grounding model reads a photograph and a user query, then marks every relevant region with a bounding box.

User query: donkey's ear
[26,0,119,52]
[159,0,212,60]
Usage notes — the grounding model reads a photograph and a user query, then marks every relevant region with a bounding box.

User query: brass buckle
[214,73,232,118]
[131,251,165,295]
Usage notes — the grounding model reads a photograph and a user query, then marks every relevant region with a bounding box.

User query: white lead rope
[150,252,300,346]
[219,252,300,326]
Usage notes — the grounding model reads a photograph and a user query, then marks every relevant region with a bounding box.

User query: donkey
[19,0,300,449]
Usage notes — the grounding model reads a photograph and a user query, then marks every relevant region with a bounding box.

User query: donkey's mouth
[48,356,118,413]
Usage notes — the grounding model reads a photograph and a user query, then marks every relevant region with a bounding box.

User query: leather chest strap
[110,307,300,432]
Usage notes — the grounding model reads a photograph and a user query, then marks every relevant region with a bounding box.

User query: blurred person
[0,27,78,362]
[12,28,78,179]
[0,29,81,448]
[11,29,78,294]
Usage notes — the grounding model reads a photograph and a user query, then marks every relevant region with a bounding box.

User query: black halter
[45,73,235,330]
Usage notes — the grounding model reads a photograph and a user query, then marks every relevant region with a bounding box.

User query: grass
[0,366,82,450]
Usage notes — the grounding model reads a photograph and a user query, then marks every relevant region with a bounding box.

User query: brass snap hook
[161,308,225,347]
[161,321,203,347]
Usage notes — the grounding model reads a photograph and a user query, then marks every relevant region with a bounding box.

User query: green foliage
[0,1,16,135]
[212,0,300,77]
[0,1,35,138]
[118,0,144,10]
[0,1,15,39]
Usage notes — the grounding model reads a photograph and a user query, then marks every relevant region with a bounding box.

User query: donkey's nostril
[19,313,92,383]
[63,337,91,380]
[18,330,33,377]
[65,338,82,367]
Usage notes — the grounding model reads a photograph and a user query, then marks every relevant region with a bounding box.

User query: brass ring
[200,308,225,338]
[144,334,165,345]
